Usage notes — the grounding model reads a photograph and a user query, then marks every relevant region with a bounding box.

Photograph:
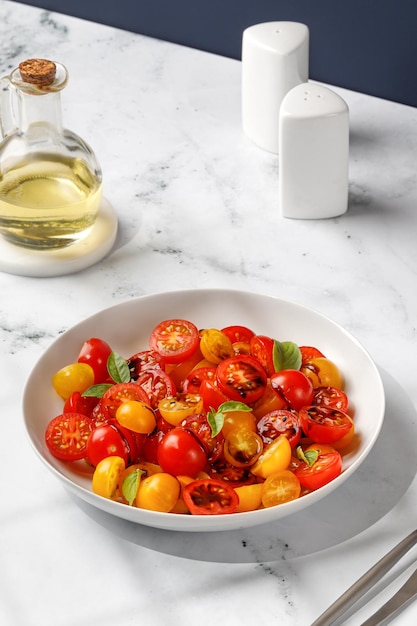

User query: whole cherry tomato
[86,423,131,466]
[52,363,95,400]
[270,369,314,411]
[136,473,180,512]
[200,379,229,411]
[78,337,113,384]
[157,427,207,477]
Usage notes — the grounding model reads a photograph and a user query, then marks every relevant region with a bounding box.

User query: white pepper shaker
[279,82,349,219]
[241,21,309,153]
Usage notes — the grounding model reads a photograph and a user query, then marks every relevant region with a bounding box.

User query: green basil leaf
[296,446,319,467]
[107,351,130,383]
[280,341,302,370]
[273,340,302,371]
[207,409,225,437]
[272,339,284,372]
[217,401,252,413]
[82,383,112,398]
[122,469,144,506]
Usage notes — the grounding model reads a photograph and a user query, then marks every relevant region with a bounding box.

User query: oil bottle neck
[17,89,64,134]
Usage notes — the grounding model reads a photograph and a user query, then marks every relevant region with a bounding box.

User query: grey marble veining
[1,1,417,625]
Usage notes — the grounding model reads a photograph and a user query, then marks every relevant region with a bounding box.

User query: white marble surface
[1,1,417,625]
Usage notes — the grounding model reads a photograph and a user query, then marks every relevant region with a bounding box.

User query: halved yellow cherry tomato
[158,393,203,426]
[136,472,180,512]
[200,328,234,364]
[115,400,157,434]
[52,362,95,400]
[261,470,301,507]
[234,483,263,512]
[301,357,344,389]
[92,455,126,499]
[250,434,292,479]
[223,429,263,468]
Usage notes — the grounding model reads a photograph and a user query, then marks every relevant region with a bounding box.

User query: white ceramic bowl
[23,289,385,532]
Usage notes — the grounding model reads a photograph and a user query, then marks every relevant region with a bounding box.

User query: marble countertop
[1,1,417,625]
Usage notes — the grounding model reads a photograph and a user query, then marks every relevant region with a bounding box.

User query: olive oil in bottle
[0,154,102,249]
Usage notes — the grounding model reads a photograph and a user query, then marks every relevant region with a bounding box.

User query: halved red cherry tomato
[78,337,113,384]
[63,390,98,417]
[99,382,150,421]
[45,412,95,461]
[209,458,256,486]
[180,413,224,463]
[221,325,255,344]
[135,368,176,408]
[270,369,314,411]
[294,447,342,490]
[257,409,301,448]
[183,478,239,515]
[127,349,164,380]
[182,367,217,394]
[299,406,353,444]
[216,355,267,403]
[157,427,207,477]
[312,386,349,412]
[249,335,275,377]
[149,319,199,364]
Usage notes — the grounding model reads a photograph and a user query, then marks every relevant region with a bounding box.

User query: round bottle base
[0,197,118,277]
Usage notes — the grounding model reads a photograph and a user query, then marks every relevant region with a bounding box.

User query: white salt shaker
[242,21,309,153]
[279,82,349,219]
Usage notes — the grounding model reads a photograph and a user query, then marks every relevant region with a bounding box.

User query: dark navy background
[12,0,417,107]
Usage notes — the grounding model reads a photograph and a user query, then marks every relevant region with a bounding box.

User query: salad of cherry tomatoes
[45,318,356,516]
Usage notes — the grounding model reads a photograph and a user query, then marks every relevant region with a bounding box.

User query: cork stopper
[19,59,57,86]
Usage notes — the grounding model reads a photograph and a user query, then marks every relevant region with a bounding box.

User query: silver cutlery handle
[360,568,417,625]
[311,529,417,626]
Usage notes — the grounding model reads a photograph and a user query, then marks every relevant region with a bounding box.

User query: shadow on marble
[72,368,417,564]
